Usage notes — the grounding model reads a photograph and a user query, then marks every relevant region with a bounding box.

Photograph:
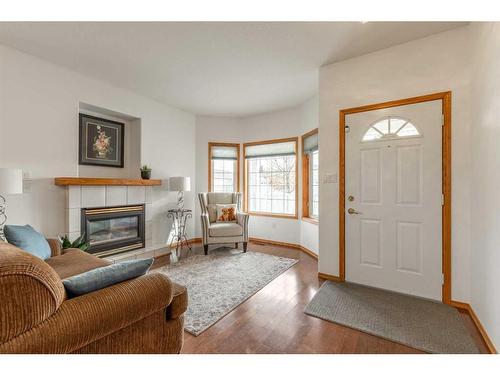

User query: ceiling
[0,22,466,117]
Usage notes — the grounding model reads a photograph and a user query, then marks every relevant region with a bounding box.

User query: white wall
[469,22,500,349]
[318,26,473,302]
[195,97,319,254]
[0,44,196,246]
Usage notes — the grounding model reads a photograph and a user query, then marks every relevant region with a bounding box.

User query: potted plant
[59,233,90,252]
[141,165,152,180]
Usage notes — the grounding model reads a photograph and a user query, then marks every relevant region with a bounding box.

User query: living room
[1,1,500,373]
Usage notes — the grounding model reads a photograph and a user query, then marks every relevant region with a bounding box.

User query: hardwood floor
[152,242,489,354]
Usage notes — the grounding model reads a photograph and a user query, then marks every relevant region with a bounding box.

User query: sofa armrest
[46,238,62,257]
[0,273,174,353]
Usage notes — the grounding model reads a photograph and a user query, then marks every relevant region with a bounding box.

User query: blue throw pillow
[62,258,154,298]
[4,224,52,260]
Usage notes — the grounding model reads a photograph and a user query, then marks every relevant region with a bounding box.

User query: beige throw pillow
[216,204,237,222]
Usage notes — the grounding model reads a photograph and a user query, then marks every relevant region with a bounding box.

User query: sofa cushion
[62,258,154,298]
[209,222,243,237]
[46,249,111,279]
[4,225,51,260]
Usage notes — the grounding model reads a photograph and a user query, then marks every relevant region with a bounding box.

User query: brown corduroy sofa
[0,240,187,354]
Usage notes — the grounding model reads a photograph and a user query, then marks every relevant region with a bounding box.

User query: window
[208,143,240,193]
[244,138,298,218]
[362,117,420,142]
[302,129,319,222]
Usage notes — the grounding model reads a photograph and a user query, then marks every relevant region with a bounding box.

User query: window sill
[247,211,298,220]
[302,217,319,225]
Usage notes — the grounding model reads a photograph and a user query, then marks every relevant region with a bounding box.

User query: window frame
[208,142,240,193]
[243,137,299,219]
[301,128,319,225]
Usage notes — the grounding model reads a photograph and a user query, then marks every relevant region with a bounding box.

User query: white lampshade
[0,168,23,194]
[169,176,191,192]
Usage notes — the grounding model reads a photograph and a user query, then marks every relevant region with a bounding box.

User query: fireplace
[81,204,145,257]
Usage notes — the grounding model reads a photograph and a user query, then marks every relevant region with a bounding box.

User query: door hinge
[442,273,445,285]
[441,194,445,206]
[441,114,445,126]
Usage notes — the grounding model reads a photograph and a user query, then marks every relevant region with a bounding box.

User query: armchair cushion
[207,192,233,204]
[216,204,237,222]
[62,258,154,298]
[207,204,218,223]
[209,222,243,237]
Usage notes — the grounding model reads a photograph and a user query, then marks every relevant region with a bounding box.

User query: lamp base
[0,194,6,241]
[177,190,184,210]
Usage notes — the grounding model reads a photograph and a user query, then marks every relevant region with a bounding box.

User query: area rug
[155,247,298,336]
[304,281,479,353]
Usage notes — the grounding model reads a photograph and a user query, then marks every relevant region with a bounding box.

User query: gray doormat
[155,247,298,336]
[304,281,479,353]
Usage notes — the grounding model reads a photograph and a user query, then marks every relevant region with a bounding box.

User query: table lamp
[169,176,191,209]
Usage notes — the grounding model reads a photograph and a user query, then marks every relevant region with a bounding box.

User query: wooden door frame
[338,91,452,304]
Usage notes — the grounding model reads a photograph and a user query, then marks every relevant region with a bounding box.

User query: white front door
[345,100,442,301]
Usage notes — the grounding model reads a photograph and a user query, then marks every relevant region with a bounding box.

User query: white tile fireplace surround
[65,185,168,262]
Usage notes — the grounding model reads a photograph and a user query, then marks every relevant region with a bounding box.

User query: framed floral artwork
[79,114,124,168]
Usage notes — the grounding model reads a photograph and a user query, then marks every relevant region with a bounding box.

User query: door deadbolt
[348,195,355,202]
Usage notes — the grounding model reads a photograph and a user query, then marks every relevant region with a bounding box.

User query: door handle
[347,208,362,215]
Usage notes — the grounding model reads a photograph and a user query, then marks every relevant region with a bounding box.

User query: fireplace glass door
[81,205,145,256]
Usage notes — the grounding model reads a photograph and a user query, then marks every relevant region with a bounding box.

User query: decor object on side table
[140,165,152,179]
[167,208,192,262]
[169,176,191,209]
[0,168,23,240]
[79,113,124,168]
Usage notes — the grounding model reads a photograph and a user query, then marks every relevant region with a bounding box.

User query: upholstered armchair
[198,192,249,255]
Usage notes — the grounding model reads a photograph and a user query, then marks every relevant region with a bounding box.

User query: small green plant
[141,165,152,171]
[59,233,90,251]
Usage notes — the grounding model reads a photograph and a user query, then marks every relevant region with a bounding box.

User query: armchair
[198,192,249,255]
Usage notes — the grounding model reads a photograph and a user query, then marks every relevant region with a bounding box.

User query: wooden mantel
[54,177,162,186]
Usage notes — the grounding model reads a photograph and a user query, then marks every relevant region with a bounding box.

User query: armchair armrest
[237,211,249,241]
[0,273,173,354]
[200,213,210,243]
[237,211,249,226]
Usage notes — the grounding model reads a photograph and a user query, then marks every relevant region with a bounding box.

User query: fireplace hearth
[81,204,145,257]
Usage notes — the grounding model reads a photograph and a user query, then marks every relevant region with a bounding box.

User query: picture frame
[79,113,124,168]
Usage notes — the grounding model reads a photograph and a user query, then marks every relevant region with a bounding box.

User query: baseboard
[168,237,201,249]
[451,300,497,354]
[249,237,318,260]
[317,272,343,282]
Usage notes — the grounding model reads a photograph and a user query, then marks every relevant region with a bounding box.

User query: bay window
[244,138,298,218]
[209,142,240,193]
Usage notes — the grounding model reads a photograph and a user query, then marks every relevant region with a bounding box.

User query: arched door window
[362,117,420,142]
